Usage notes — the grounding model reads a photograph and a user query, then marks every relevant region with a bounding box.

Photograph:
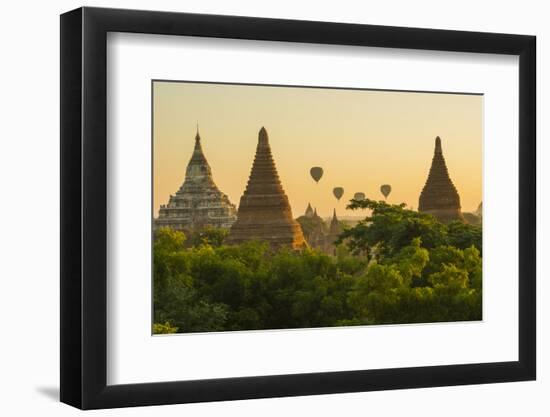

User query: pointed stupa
[305,203,314,218]
[418,136,464,223]
[313,207,320,219]
[322,209,342,255]
[155,127,237,232]
[329,209,341,235]
[183,128,216,190]
[227,127,306,249]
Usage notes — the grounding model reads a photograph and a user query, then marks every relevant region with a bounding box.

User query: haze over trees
[153,199,482,334]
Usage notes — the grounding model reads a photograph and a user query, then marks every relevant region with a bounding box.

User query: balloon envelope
[333,187,344,201]
[310,167,323,183]
[380,184,392,198]
[354,192,365,201]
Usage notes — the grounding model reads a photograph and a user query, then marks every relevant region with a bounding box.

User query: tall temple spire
[258,126,268,145]
[330,208,337,224]
[227,127,306,249]
[434,135,442,153]
[186,128,213,185]
[418,136,464,223]
[155,129,237,231]
[329,209,340,233]
[326,208,342,255]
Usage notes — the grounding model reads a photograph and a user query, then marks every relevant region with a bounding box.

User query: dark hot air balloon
[353,192,365,201]
[310,167,323,183]
[333,187,344,201]
[380,184,392,199]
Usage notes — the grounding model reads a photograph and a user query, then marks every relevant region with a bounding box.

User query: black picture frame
[60,6,536,410]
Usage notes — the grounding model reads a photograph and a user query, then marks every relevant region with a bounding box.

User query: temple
[305,203,314,218]
[227,127,306,249]
[297,205,325,249]
[418,136,464,223]
[154,129,237,232]
[296,206,343,254]
[328,209,342,243]
[325,209,343,254]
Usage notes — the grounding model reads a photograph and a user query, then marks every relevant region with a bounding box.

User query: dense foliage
[153,199,482,333]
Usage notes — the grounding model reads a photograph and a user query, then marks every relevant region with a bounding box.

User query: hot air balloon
[380,184,391,199]
[333,187,344,201]
[353,192,365,201]
[310,167,323,184]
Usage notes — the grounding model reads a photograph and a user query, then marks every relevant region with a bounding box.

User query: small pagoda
[320,209,342,255]
[327,209,342,243]
[418,136,464,223]
[305,203,314,218]
[154,129,237,232]
[297,205,325,250]
[227,127,306,249]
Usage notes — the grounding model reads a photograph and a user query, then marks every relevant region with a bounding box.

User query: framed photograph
[60,6,536,409]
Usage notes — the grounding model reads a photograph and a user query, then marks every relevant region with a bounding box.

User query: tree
[153,322,178,334]
[347,238,481,324]
[188,226,229,247]
[338,199,447,260]
[153,228,228,332]
[447,220,482,253]
[339,198,481,258]
[152,208,482,333]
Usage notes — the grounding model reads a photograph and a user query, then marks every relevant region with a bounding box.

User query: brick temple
[227,127,306,249]
[154,129,237,232]
[418,136,464,223]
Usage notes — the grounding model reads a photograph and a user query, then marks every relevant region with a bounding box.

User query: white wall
[0,0,545,415]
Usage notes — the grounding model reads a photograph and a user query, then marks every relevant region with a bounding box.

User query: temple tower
[305,203,314,218]
[418,136,464,223]
[328,209,342,238]
[154,129,237,232]
[297,205,325,250]
[227,127,306,249]
[325,209,343,254]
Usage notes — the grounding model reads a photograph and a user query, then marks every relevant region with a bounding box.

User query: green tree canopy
[152,201,482,333]
[339,199,481,259]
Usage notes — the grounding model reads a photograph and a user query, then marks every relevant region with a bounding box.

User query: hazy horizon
[153,81,482,219]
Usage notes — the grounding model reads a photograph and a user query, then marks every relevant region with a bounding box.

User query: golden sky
[153,81,482,218]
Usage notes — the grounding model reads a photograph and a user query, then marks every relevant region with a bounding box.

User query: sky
[153,81,482,218]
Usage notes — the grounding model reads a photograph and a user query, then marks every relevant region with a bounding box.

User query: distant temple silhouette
[296,205,342,254]
[297,204,325,249]
[227,127,306,249]
[154,128,237,232]
[305,203,314,218]
[418,136,464,223]
[327,209,343,254]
